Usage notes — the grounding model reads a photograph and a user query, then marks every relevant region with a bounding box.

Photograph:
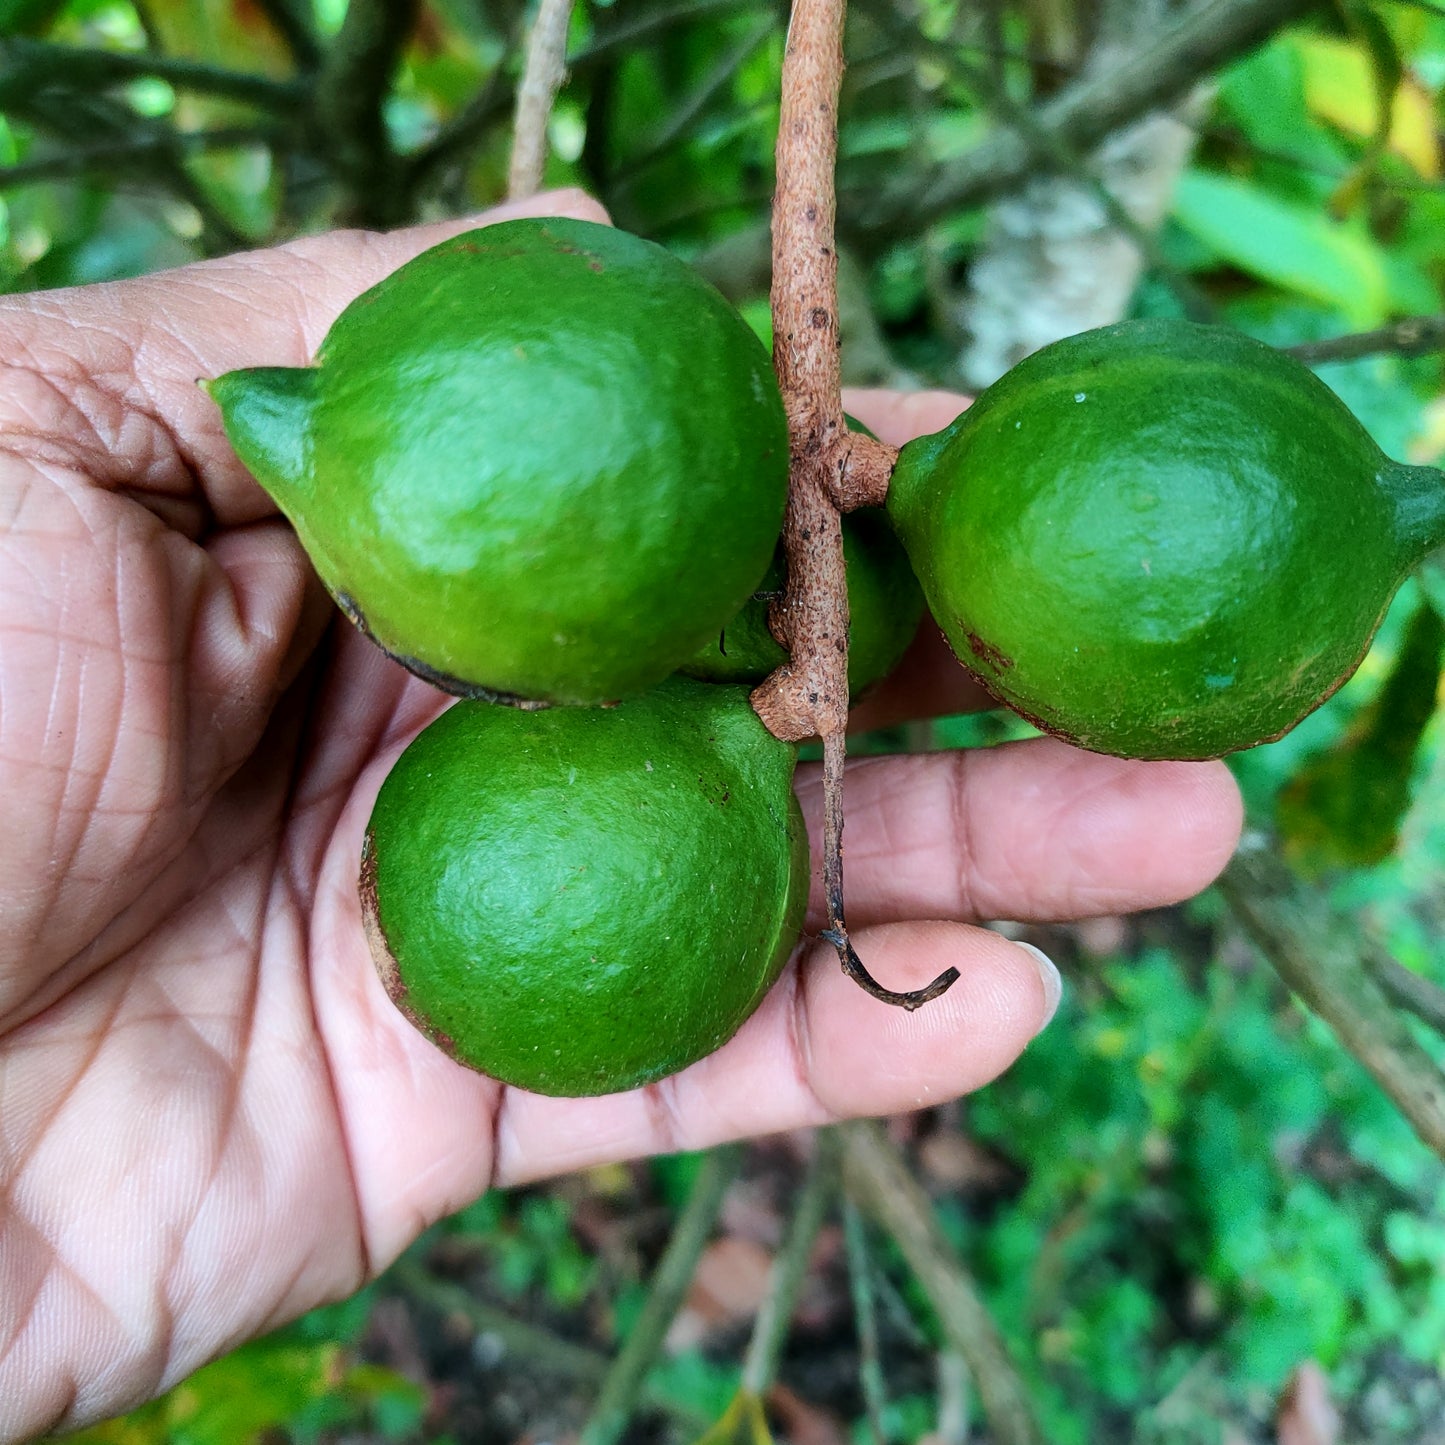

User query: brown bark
[755,0,956,1011]
[750,0,851,747]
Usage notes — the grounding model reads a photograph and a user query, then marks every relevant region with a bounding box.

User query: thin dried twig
[868,0,1313,228]
[388,1257,708,1428]
[580,1146,742,1445]
[1288,314,1445,365]
[1220,838,1445,1163]
[840,1121,1048,1445]
[1368,950,1445,1037]
[509,0,577,200]
[740,1130,839,1394]
[842,1194,889,1445]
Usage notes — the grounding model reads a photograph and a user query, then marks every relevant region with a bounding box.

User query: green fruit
[887,318,1445,760]
[206,218,788,705]
[680,508,925,695]
[361,677,808,1097]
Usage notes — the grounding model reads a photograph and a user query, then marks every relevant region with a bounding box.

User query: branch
[841,1194,888,1445]
[315,0,418,221]
[579,1145,742,1445]
[751,0,851,741]
[1220,838,1445,1162]
[1368,950,1445,1038]
[740,1130,839,1394]
[754,0,956,1010]
[252,0,323,70]
[388,1257,709,1428]
[404,57,514,201]
[931,36,1216,325]
[509,0,577,200]
[1287,314,1445,365]
[406,0,752,205]
[0,38,304,110]
[0,127,273,188]
[869,0,1316,228]
[575,0,757,66]
[840,1121,1048,1445]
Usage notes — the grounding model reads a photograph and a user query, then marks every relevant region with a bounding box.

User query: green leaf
[1173,169,1404,324]
[1278,598,1445,871]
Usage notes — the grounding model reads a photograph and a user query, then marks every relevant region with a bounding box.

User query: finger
[0,189,611,523]
[490,921,1058,1185]
[842,387,970,447]
[796,738,1242,927]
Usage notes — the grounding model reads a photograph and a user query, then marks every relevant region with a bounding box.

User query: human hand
[0,192,1242,1438]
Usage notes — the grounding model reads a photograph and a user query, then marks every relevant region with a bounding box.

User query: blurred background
[6,0,1445,1441]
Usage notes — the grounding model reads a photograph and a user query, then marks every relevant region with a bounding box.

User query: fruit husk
[887,318,1445,760]
[362,678,809,1097]
[207,217,789,706]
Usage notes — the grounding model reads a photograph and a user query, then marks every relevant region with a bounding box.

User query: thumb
[2,189,612,525]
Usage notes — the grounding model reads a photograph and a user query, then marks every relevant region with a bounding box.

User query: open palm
[0,190,1242,1439]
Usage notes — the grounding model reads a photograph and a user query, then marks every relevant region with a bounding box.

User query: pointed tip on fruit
[207,363,318,505]
[1383,460,1445,565]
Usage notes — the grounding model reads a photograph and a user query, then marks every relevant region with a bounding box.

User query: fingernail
[1013,941,1062,1029]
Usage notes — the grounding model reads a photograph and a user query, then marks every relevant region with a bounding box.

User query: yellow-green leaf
[1297,34,1439,178]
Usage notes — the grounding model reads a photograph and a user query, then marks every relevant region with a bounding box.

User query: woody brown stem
[836,433,899,510]
[755,0,955,1010]
[750,0,850,746]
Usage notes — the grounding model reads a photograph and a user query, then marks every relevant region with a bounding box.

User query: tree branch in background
[0,127,275,189]
[404,56,514,204]
[1288,314,1445,365]
[388,1257,709,1430]
[740,1130,839,1395]
[1368,949,1445,1038]
[871,0,1316,229]
[316,0,419,223]
[841,1194,889,1445]
[509,0,577,200]
[579,1146,742,1445]
[1220,838,1445,1163]
[252,0,323,71]
[574,0,758,66]
[0,39,304,111]
[840,1120,1048,1445]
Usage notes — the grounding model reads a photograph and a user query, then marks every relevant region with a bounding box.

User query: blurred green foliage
[7,0,1445,1440]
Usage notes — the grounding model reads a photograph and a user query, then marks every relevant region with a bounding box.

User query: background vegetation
[5,0,1445,1440]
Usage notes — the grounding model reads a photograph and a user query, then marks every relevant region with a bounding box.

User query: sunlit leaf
[689,1389,774,1445]
[1298,33,1439,179]
[1172,169,1414,324]
[144,0,294,74]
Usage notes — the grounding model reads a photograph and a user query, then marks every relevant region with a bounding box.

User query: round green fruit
[680,508,924,696]
[206,218,788,705]
[361,677,809,1097]
[887,318,1445,760]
